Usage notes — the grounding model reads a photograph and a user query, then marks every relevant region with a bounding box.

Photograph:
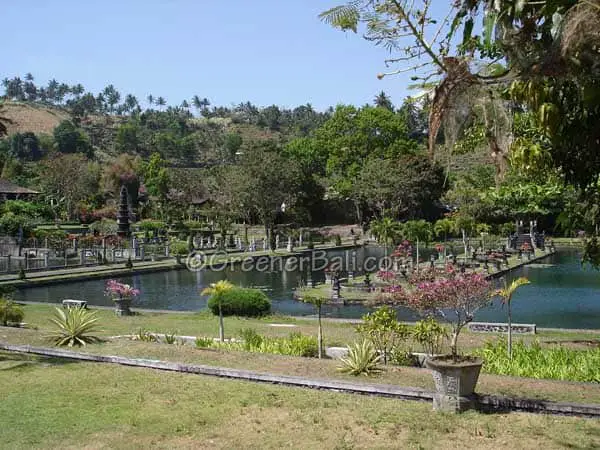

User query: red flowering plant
[391,240,412,258]
[376,270,396,283]
[104,279,140,302]
[393,272,493,359]
[519,242,532,253]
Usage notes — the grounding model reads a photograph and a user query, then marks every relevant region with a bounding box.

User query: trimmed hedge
[207,288,271,317]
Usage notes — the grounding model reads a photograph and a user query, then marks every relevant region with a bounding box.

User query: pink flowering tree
[104,279,140,301]
[395,272,493,358]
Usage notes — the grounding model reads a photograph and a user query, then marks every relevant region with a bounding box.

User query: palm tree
[201,280,234,342]
[374,90,393,110]
[434,218,454,261]
[402,220,432,272]
[146,94,154,108]
[369,217,401,257]
[495,277,530,358]
[156,96,166,110]
[192,95,210,115]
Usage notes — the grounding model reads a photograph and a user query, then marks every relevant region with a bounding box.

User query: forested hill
[0,73,333,166]
[0,73,494,228]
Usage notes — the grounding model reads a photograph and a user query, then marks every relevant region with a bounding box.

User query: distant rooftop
[0,179,39,195]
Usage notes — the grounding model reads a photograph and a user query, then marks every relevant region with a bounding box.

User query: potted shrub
[394,270,493,412]
[105,279,140,316]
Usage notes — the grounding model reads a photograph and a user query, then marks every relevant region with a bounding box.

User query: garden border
[2,342,600,418]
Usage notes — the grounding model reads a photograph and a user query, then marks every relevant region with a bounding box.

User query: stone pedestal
[425,356,482,413]
[114,297,133,316]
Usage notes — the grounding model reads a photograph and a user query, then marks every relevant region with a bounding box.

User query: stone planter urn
[113,296,133,316]
[425,356,483,413]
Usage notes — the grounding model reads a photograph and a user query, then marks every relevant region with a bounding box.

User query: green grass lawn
[2,303,600,406]
[11,303,600,351]
[1,351,599,449]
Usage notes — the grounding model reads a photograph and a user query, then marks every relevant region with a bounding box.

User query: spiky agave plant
[48,307,102,347]
[338,339,382,376]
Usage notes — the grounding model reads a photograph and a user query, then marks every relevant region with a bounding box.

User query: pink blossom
[376,270,396,282]
[105,279,141,298]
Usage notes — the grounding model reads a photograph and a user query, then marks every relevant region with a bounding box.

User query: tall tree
[373,91,393,111]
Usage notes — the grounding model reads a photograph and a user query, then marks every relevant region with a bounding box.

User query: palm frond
[319,2,361,32]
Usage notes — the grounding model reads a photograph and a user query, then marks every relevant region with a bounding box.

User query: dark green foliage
[53,120,92,157]
[9,132,43,160]
[0,298,24,326]
[125,257,133,269]
[17,265,26,280]
[335,234,342,246]
[207,288,271,317]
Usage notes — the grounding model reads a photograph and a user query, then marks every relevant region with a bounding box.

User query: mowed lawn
[10,303,600,351]
[1,352,600,450]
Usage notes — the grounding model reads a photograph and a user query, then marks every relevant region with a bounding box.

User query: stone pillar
[80,250,85,266]
[287,237,293,252]
[24,253,29,270]
[44,252,49,268]
[263,237,268,251]
[140,246,145,261]
[299,233,303,247]
[275,235,280,249]
[165,242,170,257]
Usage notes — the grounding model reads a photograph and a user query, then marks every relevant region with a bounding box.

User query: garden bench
[62,299,88,309]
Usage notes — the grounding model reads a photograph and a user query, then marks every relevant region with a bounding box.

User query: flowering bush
[394,272,493,358]
[519,242,532,252]
[104,280,140,300]
[376,270,396,283]
[391,240,412,258]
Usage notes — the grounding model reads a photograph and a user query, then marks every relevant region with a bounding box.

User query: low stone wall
[468,322,536,334]
[2,342,599,417]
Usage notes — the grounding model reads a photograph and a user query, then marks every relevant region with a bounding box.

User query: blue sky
[3,1,447,110]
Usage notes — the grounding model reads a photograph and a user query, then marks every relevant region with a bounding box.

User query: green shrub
[18,265,26,280]
[207,288,271,317]
[164,332,178,344]
[138,219,166,232]
[48,307,101,347]
[239,327,263,350]
[338,340,382,376]
[131,328,157,342]
[476,339,600,382]
[335,234,342,246]
[0,298,24,326]
[125,257,133,269]
[195,336,213,348]
[357,306,410,364]
[412,317,448,356]
[285,332,318,357]
[170,240,189,256]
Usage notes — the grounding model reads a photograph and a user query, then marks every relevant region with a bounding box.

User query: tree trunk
[416,237,420,273]
[508,303,512,359]
[317,305,323,359]
[450,328,459,358]
[218,302,225,343]
[462,229,468,264]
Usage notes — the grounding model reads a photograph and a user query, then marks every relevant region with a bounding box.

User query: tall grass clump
[477,339,600,382]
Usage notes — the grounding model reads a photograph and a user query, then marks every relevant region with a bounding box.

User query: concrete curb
[2,342,600,417]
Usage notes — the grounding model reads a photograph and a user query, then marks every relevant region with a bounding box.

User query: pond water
[12,246,600,329]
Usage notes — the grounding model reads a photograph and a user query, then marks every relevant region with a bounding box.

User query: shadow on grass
[0,350,80,370]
